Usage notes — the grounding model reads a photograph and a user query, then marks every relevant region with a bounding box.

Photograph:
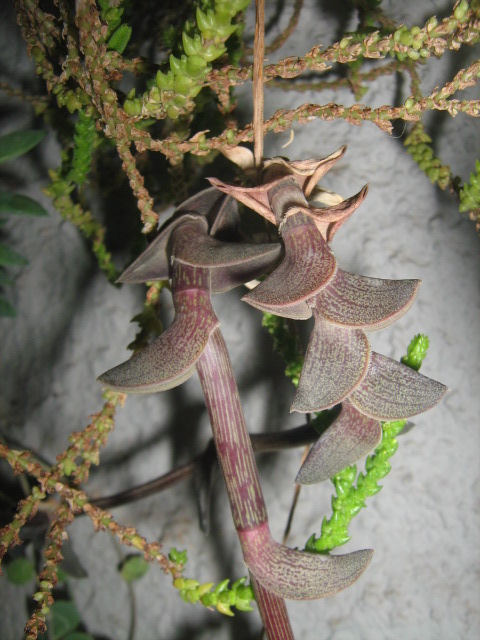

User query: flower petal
[268,146,347,197]
[98,266,219,393]
[172,219,281,293]
[315,270,421,330]
[117,214,205,284]
[208,177,278,224]
[292,317,370,412]
[349,352,449,420]
[296,403,381,484]
[239,522,373,600]
[243,213,337,319]
[118,189,233,284]
[309,185,369,242]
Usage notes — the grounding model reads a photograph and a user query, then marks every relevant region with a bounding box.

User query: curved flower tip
[349,351,449,420]
[296,403,382,485]
[314,270,421,331]
[242,213,337,319]
[291,146,348,196]
[239,522,373,600]
[117,188,232,284]
[98,266,219,394]
[292,317,370,413]
[309,184,369,242]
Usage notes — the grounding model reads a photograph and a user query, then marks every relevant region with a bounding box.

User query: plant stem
[91,425,318,511]
[250,573,294,640]
[197,328,267,530]
[253,0,265,171]
[196,328,294,638]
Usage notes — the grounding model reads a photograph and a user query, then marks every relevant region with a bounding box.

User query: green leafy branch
[98,0,132,55]
[124,0,250,119]
[404,123,452,190]
[459,159,480,232]
[168,548,254,616]
[44,109,118,282]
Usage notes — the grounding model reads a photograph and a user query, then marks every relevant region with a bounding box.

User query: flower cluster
[98,147,446,617]
[209,147,447,482]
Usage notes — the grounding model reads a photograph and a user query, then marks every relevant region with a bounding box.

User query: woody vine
[0,0,478,639]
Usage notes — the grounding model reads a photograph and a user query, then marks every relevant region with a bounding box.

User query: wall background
[1,1,479,639]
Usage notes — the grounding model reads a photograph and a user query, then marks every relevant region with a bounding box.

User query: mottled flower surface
[98,146,446,607]
[209,147,447,481]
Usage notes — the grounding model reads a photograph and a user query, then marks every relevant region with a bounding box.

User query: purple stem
[196,328,267,531]
[196,327,295,639]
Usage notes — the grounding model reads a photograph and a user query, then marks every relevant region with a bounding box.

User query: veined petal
[98,266,219,393]
[118,189,233,284]
[208,176,278,225]
[243,212,337,319]
[266,146,347,197]
[117,214,206,284]
[309,185,368,242]
[172,219,281,293]
[314,270,421,330]
[292,317,370,412]
[296,403,381,484]
[239,522,373,600]
[349,352,449,420]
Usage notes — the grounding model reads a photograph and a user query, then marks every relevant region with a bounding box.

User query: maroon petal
[117,214,206,284]
[296,403,381,484]
[208,177,277,225]
[291,317,370,412]
[242,213,337,319]
[172,219,281,293]
[309,185,369,242]
[118,189,234,284]
[287,146,348,197]
[349,352,449,420]
[98,266,219,393]
[239,522,373,600]
[315,270,421,330]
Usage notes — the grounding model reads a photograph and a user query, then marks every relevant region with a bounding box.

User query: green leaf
[0,295,16,317]
[0,191,49,216]
[49,600,81,640]
[6,557,35,584]
[107,24,132,54]
[0,243,28,267]
[63,634,95,640]
[119,554,150,583]
[0,130,46,163]
[0,268,13,285]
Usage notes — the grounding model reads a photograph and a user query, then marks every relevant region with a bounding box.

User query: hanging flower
[208,146,448,482]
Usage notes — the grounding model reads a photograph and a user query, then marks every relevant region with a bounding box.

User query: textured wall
[1,1,479,639]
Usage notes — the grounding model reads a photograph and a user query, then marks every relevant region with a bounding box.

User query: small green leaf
[107,24,132,54]
[0,243,28,267]
[6,557,35,584]
[0,191,49,216]
[0,268,13,285]
[0,130,46,163]
[0,295,16,317]
[49,600,81,640]
[119,555,150,583]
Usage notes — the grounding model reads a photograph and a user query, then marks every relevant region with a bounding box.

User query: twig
[253,0,266,171]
